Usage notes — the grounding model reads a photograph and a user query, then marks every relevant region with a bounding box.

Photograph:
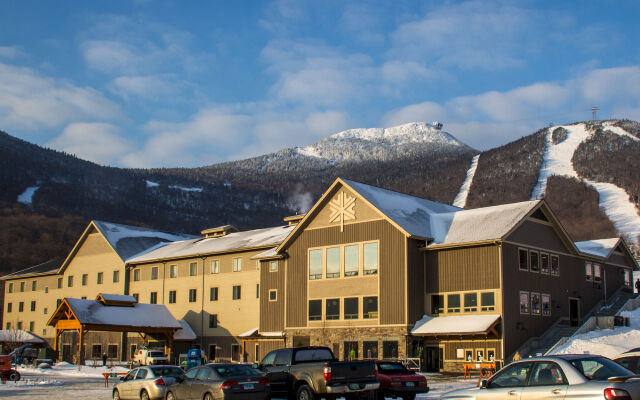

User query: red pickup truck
[374,361,428,400]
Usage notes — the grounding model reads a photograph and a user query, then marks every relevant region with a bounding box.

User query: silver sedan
[113,365,184,400]
[440,355,640,399]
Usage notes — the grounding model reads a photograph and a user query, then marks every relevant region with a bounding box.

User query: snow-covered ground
[530,122,640,246]
[550,307,640,358]
[453,154,480,208]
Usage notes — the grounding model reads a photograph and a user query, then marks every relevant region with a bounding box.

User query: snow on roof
[575,238,621,258]
[128,225,294,263]
[411,314,501,335]
[260,331,284,337]
[428,200,540,246]
[0,329,46,344]
[64,298,181,329]
[2,258,60,279]
[251,247,279,260]
[239,328,258,338]
[174,320,197,341]
[99,294,137,303]
[92,220,196,262]
[342,179,461,239]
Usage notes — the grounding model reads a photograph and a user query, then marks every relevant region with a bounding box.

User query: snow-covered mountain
[294,122,465,163]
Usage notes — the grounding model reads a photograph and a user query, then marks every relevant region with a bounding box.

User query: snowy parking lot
[0,363,475,400]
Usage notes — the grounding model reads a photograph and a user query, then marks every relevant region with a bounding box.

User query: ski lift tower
[591,106,599,121]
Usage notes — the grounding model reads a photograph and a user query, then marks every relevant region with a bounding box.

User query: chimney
[283,214,305,226]
[201,225,239,238]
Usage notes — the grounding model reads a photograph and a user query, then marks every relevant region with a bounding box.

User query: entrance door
[62,344,72,362]
[344,342,358,360]
[569,298,580,327]
[424,347,441,372]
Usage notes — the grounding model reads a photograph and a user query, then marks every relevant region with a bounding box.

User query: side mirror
[252,363,259,369]
[480,379,488,389]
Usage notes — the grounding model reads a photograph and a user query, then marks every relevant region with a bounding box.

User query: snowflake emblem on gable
[329,191,356,232]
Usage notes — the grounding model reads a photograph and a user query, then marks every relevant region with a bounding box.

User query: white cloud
[0,46,23,59]
[109,75,183,100]
[0,62,121,131]
[47,122,131,166]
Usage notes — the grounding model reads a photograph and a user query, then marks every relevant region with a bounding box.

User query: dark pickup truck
[257,346,379,400]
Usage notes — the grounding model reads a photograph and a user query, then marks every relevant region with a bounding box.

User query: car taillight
[604,388,632,400]
[153,378,166,386]
[258,378,269,386]
[221,380,238,390]
[323,366,331,381]
[374,364,379,379]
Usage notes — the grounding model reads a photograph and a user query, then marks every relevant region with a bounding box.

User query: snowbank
[17,362,129,378]
[453,154,480,208]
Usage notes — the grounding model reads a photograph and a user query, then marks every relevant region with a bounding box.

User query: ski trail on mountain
[531,122,640,246]
[453,154,480,208]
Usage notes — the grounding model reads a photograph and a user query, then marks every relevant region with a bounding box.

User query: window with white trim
[344,245,359,276]
[542,294,551,316]
[211,260,219,274]
[233,258,242,272]
[520,291,530,314]
[326,247,340,278]
[585,262,593,281]
[518,249,528,271]
[363,242,378,275]
[309,249,322,280]
[530,251,539,273]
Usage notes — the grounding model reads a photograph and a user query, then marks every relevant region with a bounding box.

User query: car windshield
[149,352,165,357]
[213,365,261,378]
[151,366,184,377]
[377,362,410,373]
[293,349,334,362]
[569,357,633,380]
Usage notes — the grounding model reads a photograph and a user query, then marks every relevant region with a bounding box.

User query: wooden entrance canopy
[47,293,182,363]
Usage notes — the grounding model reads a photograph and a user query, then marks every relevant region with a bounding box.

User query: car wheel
[141,390,150,400]
[8,371,20,382]
[296,384,316,400]
[166,391,176,400]
[203,393,213,400]
[113,389,121,400]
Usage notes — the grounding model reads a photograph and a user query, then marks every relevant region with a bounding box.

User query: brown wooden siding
[406,238,425,324]
[286,219,405,328]
[425,245,501,293]
[443,339,502,361]
[500,243,635,358]
[609,253,633,267]
[259,259,285,332]
[257,339,285,361]
[506,220,567,253]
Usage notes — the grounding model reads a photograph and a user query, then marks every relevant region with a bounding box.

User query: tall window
[6,303,11,313]
[363,243,378,275]
[431,295,444,314]
[92,345,102,359]
[363,297,378,319]
[344,298,358,319]
[108,345,118,359]
[19,302,24,312]
[97,272,103,284]
[31,281,36,291]
[113,270,120,283]
[464,293,477,312]
[550,255,560,276]
[625,269,632,287]
[344,245,359,276]
[188,289,197,302]
[542,294,551,316]
[540,253,550,274]
[531,293,541,315]
[31,301,36,311]
[232,285,241,300]
[150,292,157,304]
[210,287,218,301]
[20,282,24,292]
[593,264,602,282]
[8,283,12,293]
[82,274,88,286]
[585,262,593,281]
[308,300,321,321]
[309,249,322,280]
[520,291,530,314]
[233,258,242,272]
[529,251,539,272]
[211,260,219,274]
[67,276,73,287]
[189,262,198,276]
[447,294,461,313]
[269,261,277,272]
[269,290,277,301]
[481,292,495,311]
[169,265,177,278]
[209,314,218,328]
[133,269,140,282]
[29,321,34,332]
[151,267,158,280]
[326,299,340,320]
[168,290,176,304]
[326,247,340,278]
[57,277,62,288]
[518,249,528,271]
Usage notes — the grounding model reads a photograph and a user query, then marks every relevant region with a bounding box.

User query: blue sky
[1,0,639,168]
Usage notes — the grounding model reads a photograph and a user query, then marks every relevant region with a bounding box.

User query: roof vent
[201,225,239,238]
[283,214,305,226]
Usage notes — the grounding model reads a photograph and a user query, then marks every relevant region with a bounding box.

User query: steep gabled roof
[428,200,541,247]
[127,225,294,264]
[1,258,60,280]
[575,238,621,258]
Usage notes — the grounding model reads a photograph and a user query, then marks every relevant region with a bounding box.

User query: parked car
[440,355,640,400]
[614,352,640,374]
[164,363,269,400]
[0,355,20,381]
[374,361,428,400]
[133,349,168,366]
[256,346,379,400]
[113,365,184,400]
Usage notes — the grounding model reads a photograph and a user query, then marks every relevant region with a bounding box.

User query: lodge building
[1,178,637,372]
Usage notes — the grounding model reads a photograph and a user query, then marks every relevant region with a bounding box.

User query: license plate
[243,384,254,390]
[405,382,415,387]
[349,383,361,390]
